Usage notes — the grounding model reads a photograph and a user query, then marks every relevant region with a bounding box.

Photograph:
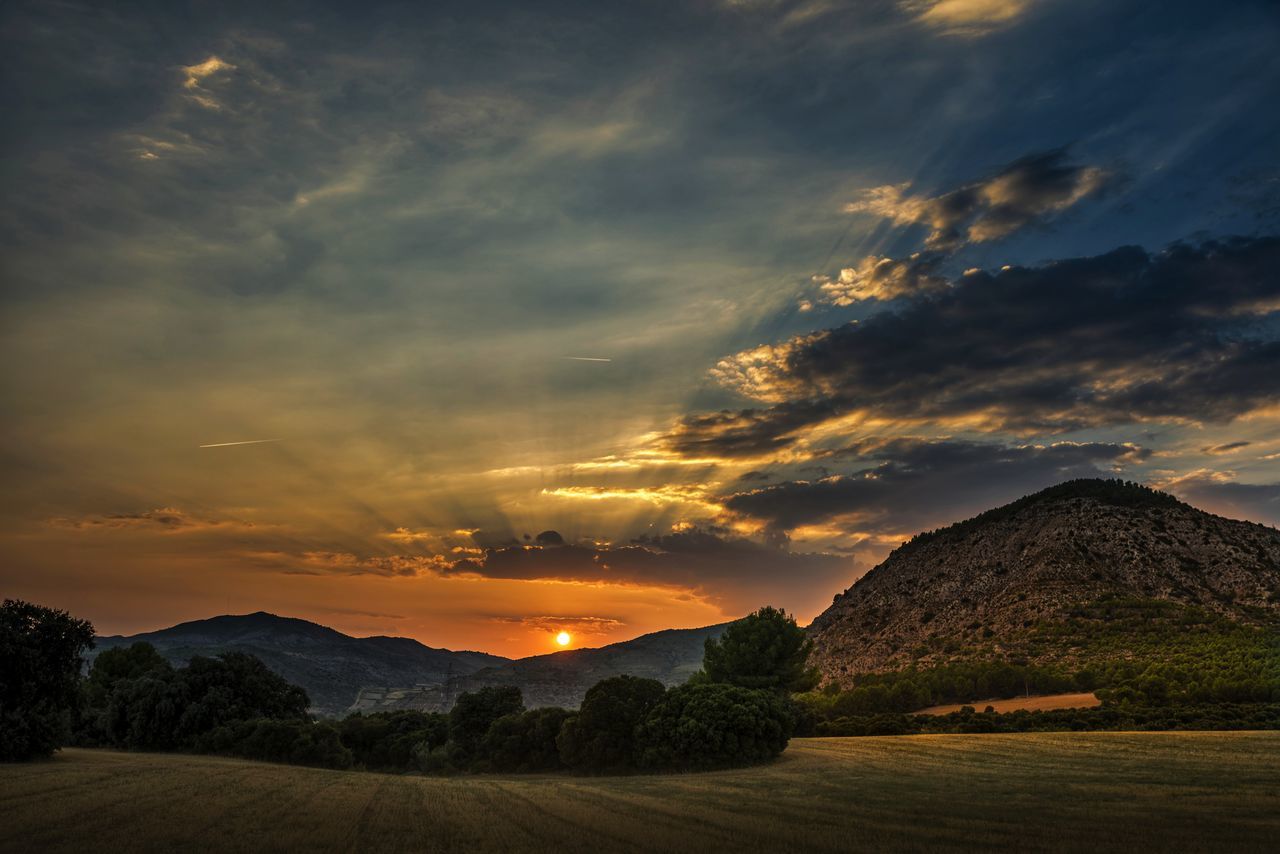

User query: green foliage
[557,675,666,773]
[337,710,448,771]
[702,606,818,694]
[802,596,1280,728]
[0,599,96,761]
[448,686,525,759]
[199,718,353,769]
[812,703,1280,737]
[84,643,171,707]
[81,643,310,752]
[635,683,794,771]
[482,707,575,772]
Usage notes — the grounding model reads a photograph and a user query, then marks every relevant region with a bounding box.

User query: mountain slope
[809,479,1280,684]
[349,622,730,714]
[93,612,509,717]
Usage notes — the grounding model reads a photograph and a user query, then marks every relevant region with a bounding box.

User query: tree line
[1,600,811,772]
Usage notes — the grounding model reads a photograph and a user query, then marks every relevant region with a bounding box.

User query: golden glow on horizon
[556,631,572,646]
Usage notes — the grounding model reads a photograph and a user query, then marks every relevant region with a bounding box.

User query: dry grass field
[3,733,1278,853]
[918,691,1102,715]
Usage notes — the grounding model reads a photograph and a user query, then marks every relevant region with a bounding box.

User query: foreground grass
[3,733,1278,853]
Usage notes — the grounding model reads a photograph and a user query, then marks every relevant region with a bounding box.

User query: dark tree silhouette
[0,599,95,761]
[702,606,818,694]
[556,675,666,772]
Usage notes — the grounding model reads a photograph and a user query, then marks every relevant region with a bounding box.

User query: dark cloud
[47,508,255,533]
[1163,475,1280,526]
[446,527,855,613]
[721,438,1147,534]
[845,149,1111,250]
[677,236,1280,458]
[534,530,566,546]
[1201,441,1251,455]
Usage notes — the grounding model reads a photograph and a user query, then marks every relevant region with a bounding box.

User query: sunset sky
[3,0,1279,657]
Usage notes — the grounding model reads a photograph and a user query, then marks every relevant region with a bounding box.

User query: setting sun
[556,631,571,646]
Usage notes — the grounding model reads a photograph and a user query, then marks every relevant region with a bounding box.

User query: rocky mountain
[93,612,509,717]
[809,479,1280,684]
[349,622,730,714]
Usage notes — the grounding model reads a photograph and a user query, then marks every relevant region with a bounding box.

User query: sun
[555,631,571,647]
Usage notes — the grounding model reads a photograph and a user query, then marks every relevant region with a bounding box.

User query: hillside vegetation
[5,735,1277,854]
[809,480,1280,690]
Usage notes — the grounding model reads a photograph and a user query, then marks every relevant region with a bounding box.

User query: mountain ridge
[94,612,730,717]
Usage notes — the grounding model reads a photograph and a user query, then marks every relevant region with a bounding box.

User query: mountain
[92,612,509,717]
[94,611,730,717]
[349,622,730,714]
[809,479,1280,684]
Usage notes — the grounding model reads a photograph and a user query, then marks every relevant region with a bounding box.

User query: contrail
[563,356,612,362]
[199,438,283,448]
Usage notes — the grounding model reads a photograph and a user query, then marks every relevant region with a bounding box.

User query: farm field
[917,691,1102,715]
[3,733,1278,853]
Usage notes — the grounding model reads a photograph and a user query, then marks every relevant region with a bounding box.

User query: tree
[85,642,172,707]
[556,675,666,773]
[702,606,818,694]
[174,652,310,740]
[447,686,524,759]
[0,599,95,761]
[483,707,574,772]
[634,683,794,771]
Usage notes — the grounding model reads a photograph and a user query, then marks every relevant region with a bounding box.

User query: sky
[2,0,1279,658]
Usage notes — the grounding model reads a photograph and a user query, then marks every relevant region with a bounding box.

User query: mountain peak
[810,480,1280,683]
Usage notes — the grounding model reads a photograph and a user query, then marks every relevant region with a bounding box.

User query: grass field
[918,691,1102,715]
[3,733,1278,853]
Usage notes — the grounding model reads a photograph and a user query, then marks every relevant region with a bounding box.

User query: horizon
[48,476,1275,655]
[3,0,1279,658]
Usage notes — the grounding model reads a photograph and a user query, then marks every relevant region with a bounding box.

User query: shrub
[635,683,794,771]
[557,675,666,773]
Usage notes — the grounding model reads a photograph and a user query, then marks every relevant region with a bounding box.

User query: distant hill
[349,622,730,714]
[809,479,1280,684]
[94,611,730,717]
[93,612,509,717]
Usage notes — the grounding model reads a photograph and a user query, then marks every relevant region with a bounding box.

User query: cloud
[904,0,1036,35]
[670,236,1280,458]
[47,508,255,534]
[179,56,237,109]
[1158,472,1280,526]
[252,527,853,614]
[721,438,1147,534]
[489,615,625,637]
[812,252,949,305]
[845,149,1109,250]
[294,552,448,577]
[1200,441,1251,455]
[449,527,855,613]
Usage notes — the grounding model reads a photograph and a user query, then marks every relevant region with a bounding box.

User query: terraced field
[3,733,1278,853]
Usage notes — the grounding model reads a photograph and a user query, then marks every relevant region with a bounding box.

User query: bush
[557,676,666,773]
[0,600,95,761]
[635,683,794,771]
